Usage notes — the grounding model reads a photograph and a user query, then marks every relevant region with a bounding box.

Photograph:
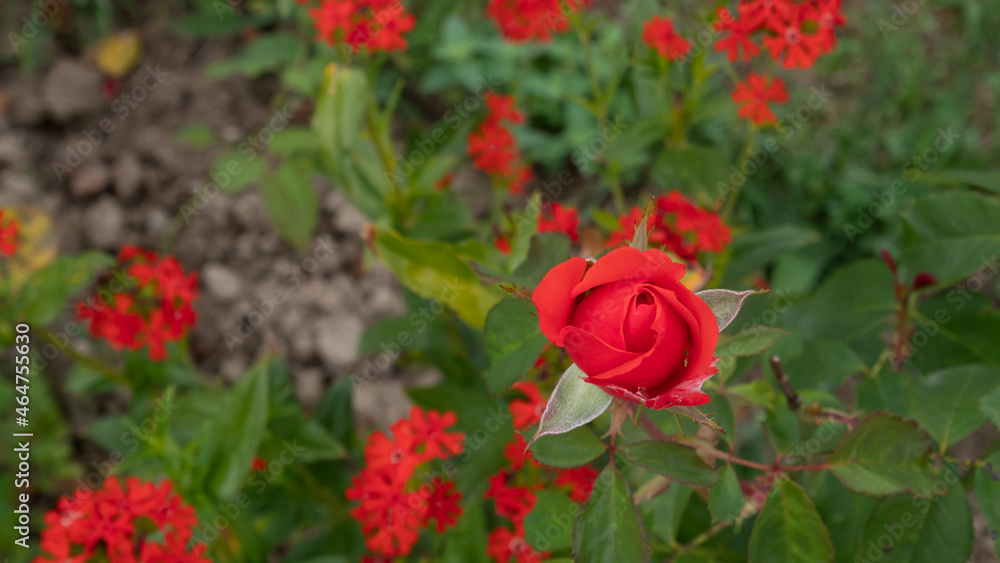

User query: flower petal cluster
[642,17,691,61]
[485,382,598,562]
[468,93,532,195]
[486,0,590,42]
[35,477,208,563]
[0,209,19,256]
[305,0,416,53]
[346,406,465,558]
[77,246,198,361]
[608,191,731,262]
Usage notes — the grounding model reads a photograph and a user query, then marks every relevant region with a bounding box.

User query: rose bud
[912,272,937,290]
[532,247,719,409]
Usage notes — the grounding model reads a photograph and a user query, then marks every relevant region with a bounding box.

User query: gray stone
[202,263,243,301]
[42,59,104,122]
[113,151,143,201]
[70,162,110,198]
[294,368,325,409]
[145,207,169,238]
[83,197,124,249]
[352,379,411,430]
[326,190,368,234]
[315,314,364,370]
[365,283,405,319]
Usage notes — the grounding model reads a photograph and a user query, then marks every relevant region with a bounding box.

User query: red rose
[532,247,719,409]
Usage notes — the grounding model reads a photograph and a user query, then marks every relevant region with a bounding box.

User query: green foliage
[573,463,648,563]
[620,441,718,487]
[484,299,549,391]
[531,426,607,468]
[749,478,833,563]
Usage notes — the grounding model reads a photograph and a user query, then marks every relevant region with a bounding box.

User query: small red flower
[307,0,415,53]
[731,73,788,125]
[485,472,537,524]
[251,456,268,472]
[347,407,465,558]
[607,191,731,262]
[422,477,463,533]
[0,209,19,256]
[509,381,546,430]
[538,203,580,243]
[642,16,691,61]
[486,0,589,43]
[468,94,533,195]
[35,477,208,563]
[713,5,760,62]
[555,466,599,503]
[77,246,199,361]
[487,525,549,563]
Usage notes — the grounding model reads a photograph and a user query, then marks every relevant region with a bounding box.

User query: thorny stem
[639,413,829,473]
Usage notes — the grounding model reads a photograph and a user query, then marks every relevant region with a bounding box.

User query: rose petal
[570,247,685,299]
[568,282,634,349]
[532,257,589,345]
[559,325,640,377]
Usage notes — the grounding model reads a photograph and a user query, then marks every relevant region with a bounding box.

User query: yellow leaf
[5,206,58,291]
[91,30,143,78]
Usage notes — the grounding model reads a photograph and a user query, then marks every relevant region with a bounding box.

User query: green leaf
[722,225,821,283]
[857,467,972,563]
[726,380,777,410]
[784,340,865,391]
[696,289,760,332]
[800,259,896,342]
[268,415,346,463]
[314,376,353,447]
[269,127,322,156]
[374,228,505,329]
[904,365,999,449]
[205,33,300,79]
[649,482,692,545]
[749,478,833,563]
[15,252,113,325]
[484,299,549,392]
[529,364,612,445]
[531,426,606,468]
[619,441,718,487]
[173,123,217,147]
[902,191,1000,286]
[917,168,1000,192]
[212,151,266,192]
[208,361,269,499]
[511,233,572,287]
[312,65,370,167]
[524,490,575,552]
[981,385,1000,430]
[709,465,745,524]
[974,450,1000,558]
[827,413,937,497]
[260,163,318,250]
[573,464,648,563]
[716,326,788,357]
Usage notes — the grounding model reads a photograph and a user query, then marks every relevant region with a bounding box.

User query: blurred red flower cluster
[495,203,580,254]
[643,1,845,125]
[36,477,208,563]
[608,191,731,262]
[486,381,598,563]
[0,209,19,256]
[77,246,198,361]
[346,406,466,558]
[487,0,591,42]
[468,93,533,195]
[303,0,416,52]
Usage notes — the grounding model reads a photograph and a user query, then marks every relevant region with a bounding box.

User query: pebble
[113,151,144,201]
[202,263,243,301]
[42,59,105,122]
[315,315,364,371]
[70,162,111,198]
[83,197,124,249]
